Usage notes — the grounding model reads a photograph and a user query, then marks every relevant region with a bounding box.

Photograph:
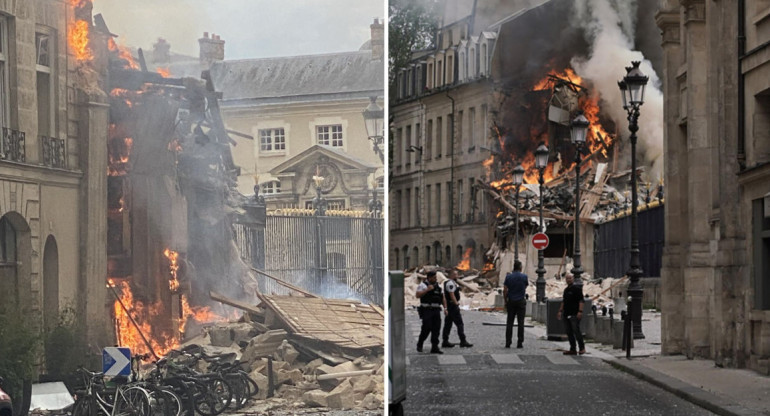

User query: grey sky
[93,0,384,60]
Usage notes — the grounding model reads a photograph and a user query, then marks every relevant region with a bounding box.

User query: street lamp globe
[570,112,589,145]
[535,143,549,170]
[512,164,525,186]
[622,61,649,107]
[362,96,384,139]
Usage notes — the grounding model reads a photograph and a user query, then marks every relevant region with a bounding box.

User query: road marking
[491,354,524,364]
[438,355,466,365]
[405,357,410,366]
[546,354,579,365]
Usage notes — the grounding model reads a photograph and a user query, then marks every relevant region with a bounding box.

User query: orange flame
[163,248,180,292]
[157,68,171,78]
[180,295,223,334]
[68,19,92,62]
[456,248,473,271]
[108,38,140,70]
[111,279,178,357]
[487,66,615,192]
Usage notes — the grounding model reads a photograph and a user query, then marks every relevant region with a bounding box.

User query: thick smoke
[570,0,664,182]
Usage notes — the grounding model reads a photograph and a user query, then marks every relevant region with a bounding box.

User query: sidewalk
[562,311,770,416]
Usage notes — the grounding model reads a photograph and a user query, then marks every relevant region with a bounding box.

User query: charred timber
[110,69,184,90]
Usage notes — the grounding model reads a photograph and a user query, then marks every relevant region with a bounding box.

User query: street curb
[604,358,765,416]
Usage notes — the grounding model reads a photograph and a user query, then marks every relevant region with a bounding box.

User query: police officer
[442,268,473,348]
[416,270,447,354]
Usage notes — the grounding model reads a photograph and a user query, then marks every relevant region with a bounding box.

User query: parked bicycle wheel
[193,378,231,416]
[113,386,151,416]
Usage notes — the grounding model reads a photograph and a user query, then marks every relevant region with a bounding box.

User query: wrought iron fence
[1,127,25,163]
[234,211,384,305]
[41,136,66,168]
[593,204,664,278]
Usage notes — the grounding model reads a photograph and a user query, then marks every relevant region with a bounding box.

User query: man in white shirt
[442,268,473,348]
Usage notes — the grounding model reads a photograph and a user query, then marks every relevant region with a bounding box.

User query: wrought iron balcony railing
[1,127,25,163]
[41,135,66,169]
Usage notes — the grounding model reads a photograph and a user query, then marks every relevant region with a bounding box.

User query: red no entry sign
[532,233,549,250]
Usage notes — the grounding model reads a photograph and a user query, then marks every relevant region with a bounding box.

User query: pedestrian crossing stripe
[438,355,466,365]
[545,354,580,365]
[491,354,524,364]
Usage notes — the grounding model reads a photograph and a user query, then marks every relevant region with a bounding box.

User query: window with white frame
[37,30,55,138]
[316,124,343,147]
[259,128,286,152]
[261,180,281,194]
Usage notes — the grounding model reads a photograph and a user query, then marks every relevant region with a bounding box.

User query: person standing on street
[416,270,447,354]
[503,260,528,348]
[557,272,586,355]
[442,268,473,348]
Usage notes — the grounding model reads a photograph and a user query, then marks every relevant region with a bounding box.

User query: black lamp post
[362,96,384,162]
[619,61,648,339]
[512,164,525,261]
[535,142,549,302]
[312,172,327,216]
[570,112,589,285]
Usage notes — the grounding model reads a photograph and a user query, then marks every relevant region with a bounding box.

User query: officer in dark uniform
[442,268,473,348]
[416,270,447,354]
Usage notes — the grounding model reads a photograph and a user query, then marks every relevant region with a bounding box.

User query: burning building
[390,0,664,281]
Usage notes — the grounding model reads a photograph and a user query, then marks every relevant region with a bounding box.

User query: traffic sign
[532,233,549,250]
[103,347,131,376]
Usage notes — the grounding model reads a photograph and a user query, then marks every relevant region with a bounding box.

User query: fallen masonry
[187,291,385,413]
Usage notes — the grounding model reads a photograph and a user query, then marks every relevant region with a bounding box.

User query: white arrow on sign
[103,347,131,376]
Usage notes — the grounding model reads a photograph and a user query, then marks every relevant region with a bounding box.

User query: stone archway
[43,235,59,330]
[0,212,32,314]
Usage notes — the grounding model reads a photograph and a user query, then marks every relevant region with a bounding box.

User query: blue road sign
[103,347,131,376]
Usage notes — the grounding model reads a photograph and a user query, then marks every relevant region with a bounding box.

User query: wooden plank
[249,266,318,298]
[209,290,264,317]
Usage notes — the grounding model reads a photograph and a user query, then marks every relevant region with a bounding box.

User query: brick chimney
[151,38,170,63]
[370,18,383,61]
[198,32,225,66]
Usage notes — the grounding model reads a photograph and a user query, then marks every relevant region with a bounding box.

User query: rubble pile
[185,292,385,413]
[404,263,624,311]
[481,161,664,235]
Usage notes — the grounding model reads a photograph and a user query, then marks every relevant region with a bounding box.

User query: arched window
[394,248,400,269]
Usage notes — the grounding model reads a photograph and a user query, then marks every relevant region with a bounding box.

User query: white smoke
[570,0,664,182]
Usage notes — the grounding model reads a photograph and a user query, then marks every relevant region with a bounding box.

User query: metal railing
[234,211,384,305]
[41,135,66,169]
[1,127,25,163]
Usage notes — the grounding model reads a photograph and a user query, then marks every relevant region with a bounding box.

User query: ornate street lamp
[619,61,648,339]
[535,142,549,303]
[570,111,589,285]
[312,171,327,216]
[362,96,384,162]
[512,164,525,261]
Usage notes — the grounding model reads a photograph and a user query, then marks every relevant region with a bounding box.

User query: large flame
[487,66,615,191]
[68,19,92,62]
[110,279,179,357]
[456,248,473,271]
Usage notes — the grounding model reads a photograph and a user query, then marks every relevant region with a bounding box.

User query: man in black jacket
[416,270,447,354]
[557,273,586,355]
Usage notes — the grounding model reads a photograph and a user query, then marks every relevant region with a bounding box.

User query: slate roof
[209,51,383,104]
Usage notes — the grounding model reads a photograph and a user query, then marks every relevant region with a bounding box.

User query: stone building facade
[656,0,770,374]
[209,20,385,212]
[0,0,111,351]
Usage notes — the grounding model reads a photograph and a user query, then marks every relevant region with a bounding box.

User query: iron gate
[234,211,384,305]
[593,204,664,278]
